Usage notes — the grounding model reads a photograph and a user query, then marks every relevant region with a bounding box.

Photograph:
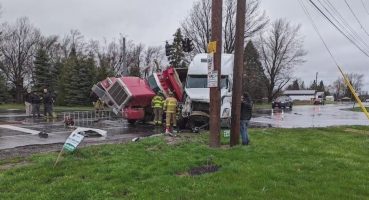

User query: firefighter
[151,91,164,125]
[163,91,178,134]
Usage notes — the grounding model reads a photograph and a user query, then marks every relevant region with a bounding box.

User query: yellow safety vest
[152,95,164,108]
[164,97,178,113]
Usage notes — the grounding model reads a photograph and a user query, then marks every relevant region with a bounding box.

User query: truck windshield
[186,75,228,89]
[147,75,159,92]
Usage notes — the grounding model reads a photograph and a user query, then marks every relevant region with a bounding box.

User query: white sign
[207,53,214,72]
[63,132,85,152]
[223,130,230,138]
[208,71,218,88]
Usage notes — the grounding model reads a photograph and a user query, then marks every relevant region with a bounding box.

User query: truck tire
[128,119,136,125]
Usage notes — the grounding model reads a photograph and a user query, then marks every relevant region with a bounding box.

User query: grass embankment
[1,127,369,199]
[0,103,93,112]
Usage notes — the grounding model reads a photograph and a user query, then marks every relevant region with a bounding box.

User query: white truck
[182,53,234,130]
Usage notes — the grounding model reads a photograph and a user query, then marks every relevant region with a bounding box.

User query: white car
[365,99,369,102]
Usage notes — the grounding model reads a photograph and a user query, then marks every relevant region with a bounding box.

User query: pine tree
[0,74,10,103]
[34,48,51,92]
[168,28,185,68]
[63,47,81,105]
[243,41,268,101]
[318,80,325,92]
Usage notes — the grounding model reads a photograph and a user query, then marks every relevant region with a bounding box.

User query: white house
[283,90,316,101]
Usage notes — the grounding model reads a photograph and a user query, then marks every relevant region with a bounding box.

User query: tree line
[0,18,166,105]
[0,0,312,105]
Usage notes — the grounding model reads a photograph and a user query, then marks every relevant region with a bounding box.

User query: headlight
[222,108,230,118]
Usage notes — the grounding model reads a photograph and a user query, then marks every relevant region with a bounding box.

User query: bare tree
[143,46,164,76]
[258,19,307,102]
[0,17,40,103]
[181,0,268,54]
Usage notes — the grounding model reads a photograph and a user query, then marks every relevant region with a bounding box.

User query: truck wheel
[128,119,136,125]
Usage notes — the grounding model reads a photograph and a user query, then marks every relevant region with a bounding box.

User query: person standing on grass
[240,93,253,145]
[24,88,32,117]
[43,88,54,118]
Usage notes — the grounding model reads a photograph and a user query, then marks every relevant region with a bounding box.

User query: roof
[188,53,234,75]
[284,90,316,95]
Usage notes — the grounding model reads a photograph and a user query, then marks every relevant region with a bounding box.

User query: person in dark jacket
[31,91,41,118]
[240,93,253,145]
[43,88,54,118]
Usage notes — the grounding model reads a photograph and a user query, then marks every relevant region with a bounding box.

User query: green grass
[1,127,369,199]
[352,107,369,112]
[0,103,93,112]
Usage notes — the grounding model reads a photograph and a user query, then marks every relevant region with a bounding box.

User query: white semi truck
[182,53,234,130]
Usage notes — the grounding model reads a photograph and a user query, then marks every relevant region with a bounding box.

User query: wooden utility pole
[230,0,246,146]
[209,0,223,148]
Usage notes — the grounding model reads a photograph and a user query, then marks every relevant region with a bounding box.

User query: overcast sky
[1,0,368,92]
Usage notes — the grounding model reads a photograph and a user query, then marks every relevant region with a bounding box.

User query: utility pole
[209,0,223,148]
[122,37,127,76]
[315,72,318,91]
[230,0,246,146]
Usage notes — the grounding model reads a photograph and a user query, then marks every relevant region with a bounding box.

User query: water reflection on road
[252,104,369,128]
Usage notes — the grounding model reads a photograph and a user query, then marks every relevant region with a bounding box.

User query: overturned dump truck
[92,67,184,125]
[92,53,233,130]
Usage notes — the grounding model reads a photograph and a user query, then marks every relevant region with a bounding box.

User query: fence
[63,110,112,127]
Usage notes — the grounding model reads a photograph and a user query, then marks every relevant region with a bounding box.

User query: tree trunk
[15,78,24,103]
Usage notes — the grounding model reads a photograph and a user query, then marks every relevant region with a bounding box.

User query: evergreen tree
[286,79,300,90]
[34,48,51,92]
[318,80,325,92]
[0,74,10,103]
[62,47,81,105]
[129,65,141,77]
[243,41,267,101]
[168,28,185,68]
[309,80,317,90]
[77,53,97,105]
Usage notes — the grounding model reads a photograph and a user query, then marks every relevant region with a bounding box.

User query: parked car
[272,96,293,109]
[365,99,369,102]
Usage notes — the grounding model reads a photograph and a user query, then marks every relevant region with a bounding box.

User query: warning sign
[208,71,218,88]
[207,41,217,53]
[63,132,85,152]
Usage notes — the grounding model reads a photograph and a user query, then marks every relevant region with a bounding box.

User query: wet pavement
[0,114,160,150]
[0,103,368,151]
[252,103,369,128]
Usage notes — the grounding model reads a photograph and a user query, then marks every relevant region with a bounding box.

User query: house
[283,90,316,101]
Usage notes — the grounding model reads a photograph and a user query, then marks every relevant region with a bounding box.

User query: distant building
[283,90,316,101]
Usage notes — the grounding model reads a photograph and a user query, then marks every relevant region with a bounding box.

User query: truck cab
[182,53,234,129]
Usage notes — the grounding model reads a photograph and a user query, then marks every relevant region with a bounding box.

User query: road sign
[208,70,218,88]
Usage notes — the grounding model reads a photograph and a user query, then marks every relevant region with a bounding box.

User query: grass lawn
[0,103,93,112]
[1,127,369,199]
[352,107,369,112]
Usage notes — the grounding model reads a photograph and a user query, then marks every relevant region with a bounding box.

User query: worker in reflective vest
[163,91,178,134]
[151,91,165,125]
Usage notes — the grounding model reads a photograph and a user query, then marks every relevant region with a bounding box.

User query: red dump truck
[91,67,184,124]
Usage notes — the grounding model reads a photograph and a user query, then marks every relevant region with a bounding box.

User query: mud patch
[188,164,220,176]
[0,160,31,171]
[344,128,369,135]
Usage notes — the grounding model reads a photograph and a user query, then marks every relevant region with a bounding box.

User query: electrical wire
[298,0,339,66]
[361,0,369,15]
[308,0,369,58]
[320,0,369,50]
[344,0,369,37]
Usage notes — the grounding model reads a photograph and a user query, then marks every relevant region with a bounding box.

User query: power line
[361,0,369,15]
[344,0,369,37]
[298,0,339,65]
[320,0,369,50]
[308,0,369,58]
